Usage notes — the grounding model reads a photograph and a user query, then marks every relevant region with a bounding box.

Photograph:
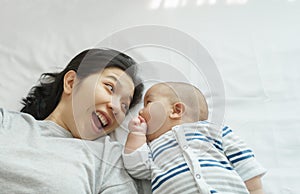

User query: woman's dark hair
[21,48,144,120]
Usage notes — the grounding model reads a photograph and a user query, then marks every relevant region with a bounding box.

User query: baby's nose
[138,109,143,116]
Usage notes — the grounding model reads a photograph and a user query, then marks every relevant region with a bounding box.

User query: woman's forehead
[102,67,128,77]
[102,67,133,83]
[103,67,134,94]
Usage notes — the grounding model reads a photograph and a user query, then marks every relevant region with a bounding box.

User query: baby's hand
[128,116,147,134]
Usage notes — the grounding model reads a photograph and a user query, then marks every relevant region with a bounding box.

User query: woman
[0,48,144,193]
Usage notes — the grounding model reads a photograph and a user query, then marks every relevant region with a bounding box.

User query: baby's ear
[170,102,185,119]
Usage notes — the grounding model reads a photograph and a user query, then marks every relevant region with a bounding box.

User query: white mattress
[1,1,299,193]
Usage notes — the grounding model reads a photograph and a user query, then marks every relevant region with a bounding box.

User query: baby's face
[139,84,174,141]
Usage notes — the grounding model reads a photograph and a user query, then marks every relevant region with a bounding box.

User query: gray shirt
[0,108,138,194]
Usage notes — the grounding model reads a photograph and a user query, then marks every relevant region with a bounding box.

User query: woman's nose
[108,100,121,115]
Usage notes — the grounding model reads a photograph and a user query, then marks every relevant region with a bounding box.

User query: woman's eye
[105,83,114,92]
[122,103,129,113]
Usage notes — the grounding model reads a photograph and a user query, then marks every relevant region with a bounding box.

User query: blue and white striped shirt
[123,121,266,194]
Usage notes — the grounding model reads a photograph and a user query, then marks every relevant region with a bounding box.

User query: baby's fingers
[129,117,140,125]
[138,115,146,123]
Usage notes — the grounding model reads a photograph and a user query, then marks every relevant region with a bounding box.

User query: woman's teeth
[95,112,108,127]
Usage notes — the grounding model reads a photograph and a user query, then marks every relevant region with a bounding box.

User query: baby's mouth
[92,111,109,129]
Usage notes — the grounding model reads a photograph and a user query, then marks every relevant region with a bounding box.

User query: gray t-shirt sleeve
[100,177,138,194]
[96,137,139,194]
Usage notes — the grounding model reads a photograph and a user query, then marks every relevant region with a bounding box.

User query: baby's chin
[146,131,161,142]
[146,135,153,142]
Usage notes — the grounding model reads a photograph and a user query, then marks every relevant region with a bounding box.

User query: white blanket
[1,1,299,193]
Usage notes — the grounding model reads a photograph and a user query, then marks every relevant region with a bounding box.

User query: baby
[123,82,266,194]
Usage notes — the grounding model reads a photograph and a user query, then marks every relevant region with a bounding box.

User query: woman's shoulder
[0,107,37,131]
[0,107,19,123]
[0,107,35,120]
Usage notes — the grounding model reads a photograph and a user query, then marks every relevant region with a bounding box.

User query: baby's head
[139,82,208,141]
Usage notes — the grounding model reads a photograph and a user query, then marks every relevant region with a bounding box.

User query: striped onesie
[123,121,266,194]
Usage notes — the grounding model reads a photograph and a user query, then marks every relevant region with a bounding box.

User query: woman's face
[70,67,135,140]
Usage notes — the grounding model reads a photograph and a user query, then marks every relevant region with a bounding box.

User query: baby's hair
[157,82,208,121]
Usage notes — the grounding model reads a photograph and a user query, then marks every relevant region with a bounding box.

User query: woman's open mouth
[92,111,109,131]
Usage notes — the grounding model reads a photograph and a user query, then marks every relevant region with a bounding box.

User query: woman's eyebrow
[105,75,124,86]
[106,75,118,82]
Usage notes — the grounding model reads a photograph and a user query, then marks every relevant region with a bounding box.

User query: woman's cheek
[115,114,125,128]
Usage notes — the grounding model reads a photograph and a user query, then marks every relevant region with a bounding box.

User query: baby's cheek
[147,102,167,134]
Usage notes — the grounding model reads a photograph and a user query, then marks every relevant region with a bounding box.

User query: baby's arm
[221,125,266,193]
[245,175,264,194]
[123,116,151,180]
[124,116,147,154]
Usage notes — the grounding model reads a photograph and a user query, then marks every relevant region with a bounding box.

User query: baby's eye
[145,100,152,105]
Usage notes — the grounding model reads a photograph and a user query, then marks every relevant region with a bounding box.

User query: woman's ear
[63,70,76,95]
[170,102,185,119]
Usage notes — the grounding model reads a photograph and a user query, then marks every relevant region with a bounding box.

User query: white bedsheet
[1,1,299,193]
